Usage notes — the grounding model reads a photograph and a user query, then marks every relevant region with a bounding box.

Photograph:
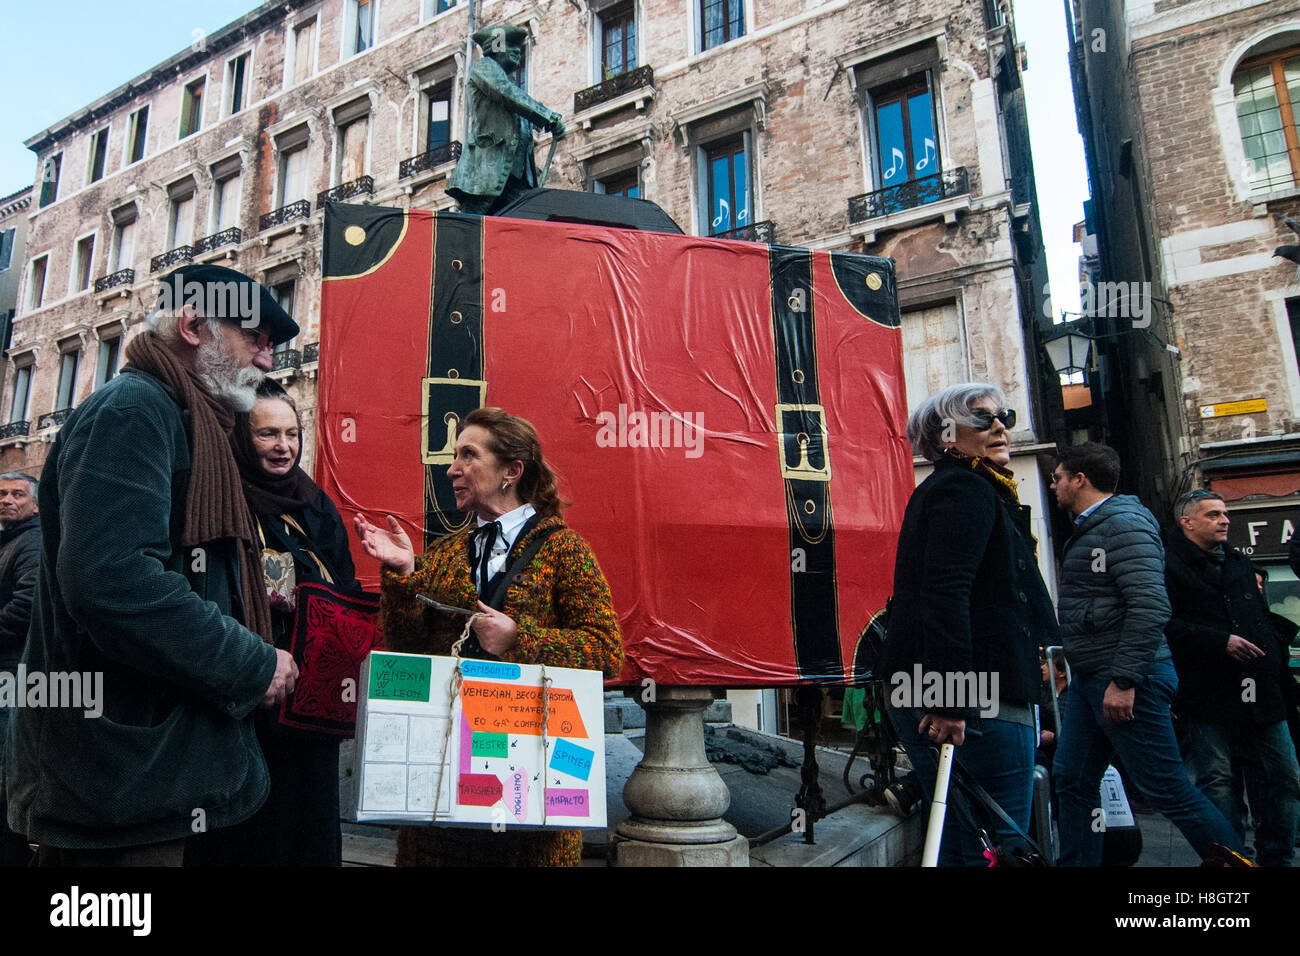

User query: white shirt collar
[477,502,536,552]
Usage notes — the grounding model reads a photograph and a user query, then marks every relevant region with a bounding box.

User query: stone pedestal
[613,686,749,866]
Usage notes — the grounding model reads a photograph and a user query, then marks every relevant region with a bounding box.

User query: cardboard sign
[354,651,607,828]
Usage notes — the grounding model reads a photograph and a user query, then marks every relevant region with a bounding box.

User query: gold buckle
[776,403,831,482]
[421,377,487,464]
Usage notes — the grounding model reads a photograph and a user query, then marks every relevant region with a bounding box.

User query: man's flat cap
[158,263,299,345]
[471,23,529,49]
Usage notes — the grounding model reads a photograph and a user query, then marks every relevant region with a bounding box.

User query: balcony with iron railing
[272,348,301,371]
[303,342,319,364]
[93,268,135,293]
[37,408,72,431]
[0,421,30,441]
[150,245,194,273]
[848,167,971,226]
[711,220,776,243]
[399,141,462,180]
[193,227,242,255]
[575,65,655,114]
[318,176,375,209]
[260,200,311,232]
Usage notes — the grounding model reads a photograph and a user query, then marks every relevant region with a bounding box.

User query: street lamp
[1043,322,1094,377]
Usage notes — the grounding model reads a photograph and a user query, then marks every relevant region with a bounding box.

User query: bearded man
[4,264,300,866]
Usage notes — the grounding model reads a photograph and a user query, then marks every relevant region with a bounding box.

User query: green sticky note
[471,732,508,759]
[368,653,432,702]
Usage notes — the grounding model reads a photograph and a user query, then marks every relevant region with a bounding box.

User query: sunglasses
[970,408,1016,431]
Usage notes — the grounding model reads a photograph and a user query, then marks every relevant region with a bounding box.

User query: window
[425,82,452,152]
[87,127,109,184]
[95,333,121,388]
[422,0,457,17]
[225,52,251,116]
[700,0,743,51]
[167,181,196,249]
[126,106,149,164]
[595,169,639,198]
[703,137,749,235]
[334,102,370,183]
[276,134,309,207]
[109,205,137,272]
[39,153,61,207]
[0,229,13,271]
[72,235,95,292]
[212,158,241,232]
[55,348,80,411]
[290,17,318,85]
[1233,47,1300,191]
[271,280,297,353]
[352,0,376,55]
[27,255,48,311]
[868,75,940,211]
[600,3,636,78]
[180,77,205,138]
[8,363,32,424]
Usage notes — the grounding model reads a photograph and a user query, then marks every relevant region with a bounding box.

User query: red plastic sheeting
[317,207,912,686]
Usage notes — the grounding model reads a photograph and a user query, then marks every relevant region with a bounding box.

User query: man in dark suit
[1165,490,1300,866]
[0,472,40,865]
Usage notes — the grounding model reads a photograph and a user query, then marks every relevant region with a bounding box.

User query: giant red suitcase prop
[317,203,911,686]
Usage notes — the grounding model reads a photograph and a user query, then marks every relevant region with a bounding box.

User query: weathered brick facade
[1071,0,1300,526]
[5,0,1050,523]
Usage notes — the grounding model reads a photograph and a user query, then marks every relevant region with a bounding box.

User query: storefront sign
[1225,502,1299,560]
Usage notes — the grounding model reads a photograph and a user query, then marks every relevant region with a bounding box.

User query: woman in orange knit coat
[354,407,622,866]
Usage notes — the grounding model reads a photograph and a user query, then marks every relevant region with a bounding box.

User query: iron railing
[0,421,30,440]
[272,348,302,371]
[318,175,375,209]
[37,408,72,431]
[260,200,311,232]
[711,220,776,243]
[302,342,319,363]
[399,141,462,179]
[93,268,135,293]
[848,167,970,223]
[193,227,242,254]
[150,245,194,273]
[574,65,654,113]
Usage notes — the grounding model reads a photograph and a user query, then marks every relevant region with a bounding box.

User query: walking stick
[921,742,956,867]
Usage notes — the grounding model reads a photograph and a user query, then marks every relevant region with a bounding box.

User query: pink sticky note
[546,789,590,818]
[507,769,530,823]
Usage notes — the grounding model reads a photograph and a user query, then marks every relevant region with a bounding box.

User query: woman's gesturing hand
[353,514,416,577]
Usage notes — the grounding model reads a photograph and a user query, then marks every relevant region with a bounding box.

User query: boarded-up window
[900,302,968,415]
[278,142,308,206]
[110,206,136,272]
[338,115,369,182]
[214,165,241,231]
[168,183,196,249]
[293,19,317,84]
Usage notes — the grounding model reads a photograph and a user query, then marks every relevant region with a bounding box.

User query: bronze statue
[447,24,567,215]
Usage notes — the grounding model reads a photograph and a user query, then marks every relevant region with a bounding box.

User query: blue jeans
[1055,658,1241,865]
[1187,718,1300,867]
[890,706,1035,867]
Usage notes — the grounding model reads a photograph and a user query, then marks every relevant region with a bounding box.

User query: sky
[0,0,1088,313]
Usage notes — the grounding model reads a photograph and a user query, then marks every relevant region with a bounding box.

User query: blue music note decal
[915,138,935,173]
[883,147,905,182]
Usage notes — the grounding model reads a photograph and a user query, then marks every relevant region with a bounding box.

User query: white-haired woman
[879,382,1060,865]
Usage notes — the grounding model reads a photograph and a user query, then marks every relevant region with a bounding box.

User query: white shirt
[475,503,536,586]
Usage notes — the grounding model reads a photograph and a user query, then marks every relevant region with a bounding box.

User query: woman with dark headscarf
[189,379,361,866]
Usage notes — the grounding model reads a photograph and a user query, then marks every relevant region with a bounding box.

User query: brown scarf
[124,331,273,642]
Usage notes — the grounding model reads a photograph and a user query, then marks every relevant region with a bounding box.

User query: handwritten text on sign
[459,681,589,738]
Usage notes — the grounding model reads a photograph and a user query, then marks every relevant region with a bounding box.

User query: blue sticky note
[549,738,595,782]
[460,660,522,681]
